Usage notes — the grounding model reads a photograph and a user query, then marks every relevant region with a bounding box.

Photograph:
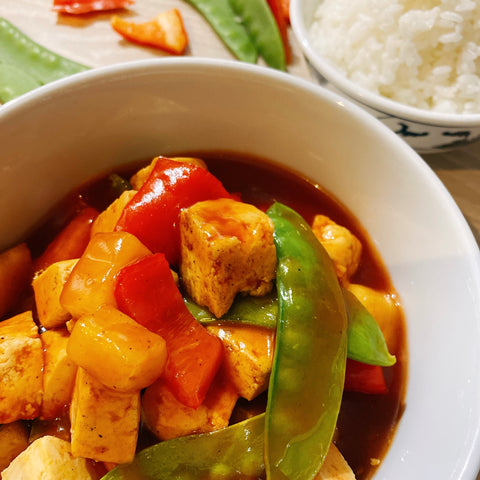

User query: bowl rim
[290,0,480,127]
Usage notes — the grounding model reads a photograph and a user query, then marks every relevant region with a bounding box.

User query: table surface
[1,0,478,248]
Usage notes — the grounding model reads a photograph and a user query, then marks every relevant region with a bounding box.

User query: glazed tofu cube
[0,422,29,473]
[32,259,77,329]
[0,311,43,423]
[311,215,362,285]
[70,368,140,464]
[206,324,274,401]
[317,443,355,479]
[90,190,136,236]
[142,369,238,441]
[40,328,77,420]
[130,156,207,189]
[180,198,277,318]
[67,305,167,392]
[1,435,97,480]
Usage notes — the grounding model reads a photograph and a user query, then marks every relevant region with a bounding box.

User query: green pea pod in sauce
[0,17,89,102]
[265,202,348,480]
[101,414,266,480]
[228,0,286,71]
[183,0,258,64]
[343,288,396,367]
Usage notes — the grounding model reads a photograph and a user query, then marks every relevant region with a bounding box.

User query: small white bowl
[290,0,480,154]
[0,58,479,479]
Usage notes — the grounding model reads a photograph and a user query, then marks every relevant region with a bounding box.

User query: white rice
[309,0,480,114]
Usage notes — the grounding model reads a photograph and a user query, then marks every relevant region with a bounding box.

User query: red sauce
[24,152,407,480]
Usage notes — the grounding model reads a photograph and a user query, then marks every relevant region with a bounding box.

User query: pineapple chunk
[32,259,77,329]
[0,311,43,423]
[0,242,32,318]
[207,324,274,400]
[90,190,136,237]
[180,198,276,318]
[142,369,238,441]
[60,232,151,319]
[40,328,77,420]
[70,368,140,464]
[0,422,29,473]
[67,305,167,392]
[1,435,97,480]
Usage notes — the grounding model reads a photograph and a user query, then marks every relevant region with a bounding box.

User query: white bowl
[290,0,480,154]
[0,58,479,479]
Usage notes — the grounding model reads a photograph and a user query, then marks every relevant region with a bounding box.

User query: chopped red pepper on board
[53,0,133,15]
[344,359,388,394]
[33,206,99,272]
[111,9,189,55]
[266,0,292,63]
[114,253,223,409]
[115,157,231,265]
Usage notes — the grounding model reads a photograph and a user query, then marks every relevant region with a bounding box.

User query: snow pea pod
[343,288,396,367]
[185,291,278,329]
[101,414,265,480]
[183,0,258,64]
[265,202,348,480]
[228,0,286,70]
[0,17,88,102]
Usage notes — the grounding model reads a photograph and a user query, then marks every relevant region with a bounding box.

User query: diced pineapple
[142,369,238,441]
[180,198,277,318]
[130,156,207,190]
[67,305,167,392]
[60,232,151,319]
[70,368,140,464]
[90,190,136,237]
[1,435,98,480]
[206,324,274,400]
[40,328,77,420]
[32,259,77,329]
[0,311,43,423]
[0,422,29,473]
[0,242,32,318]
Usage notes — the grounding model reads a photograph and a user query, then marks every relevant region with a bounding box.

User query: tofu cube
[0,311,43,423]
[142,369,238,441]
[70,368,140,464]
[40,328,77,420]
[317,443,355,479]
[1,435,98,480]
[90,190,136,237]
[206,324,274,401]
[180,198,277,318]
[32,259,77,329]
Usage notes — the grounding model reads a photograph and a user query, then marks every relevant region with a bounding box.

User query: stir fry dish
[0,155,406,480]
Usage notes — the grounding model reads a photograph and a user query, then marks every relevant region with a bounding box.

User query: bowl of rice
[290,0,480,153]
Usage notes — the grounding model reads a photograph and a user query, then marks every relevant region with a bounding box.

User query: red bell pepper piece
[53,0,133,14]
[266,0,292,63]
[34,206,99,272]
[114,253,223,409]
[111,9,189,56]
[115,157,231,265]
[344,359,388,395]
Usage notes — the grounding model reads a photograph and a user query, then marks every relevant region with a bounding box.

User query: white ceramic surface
[0,58,479,479]
[290,0,480,154]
